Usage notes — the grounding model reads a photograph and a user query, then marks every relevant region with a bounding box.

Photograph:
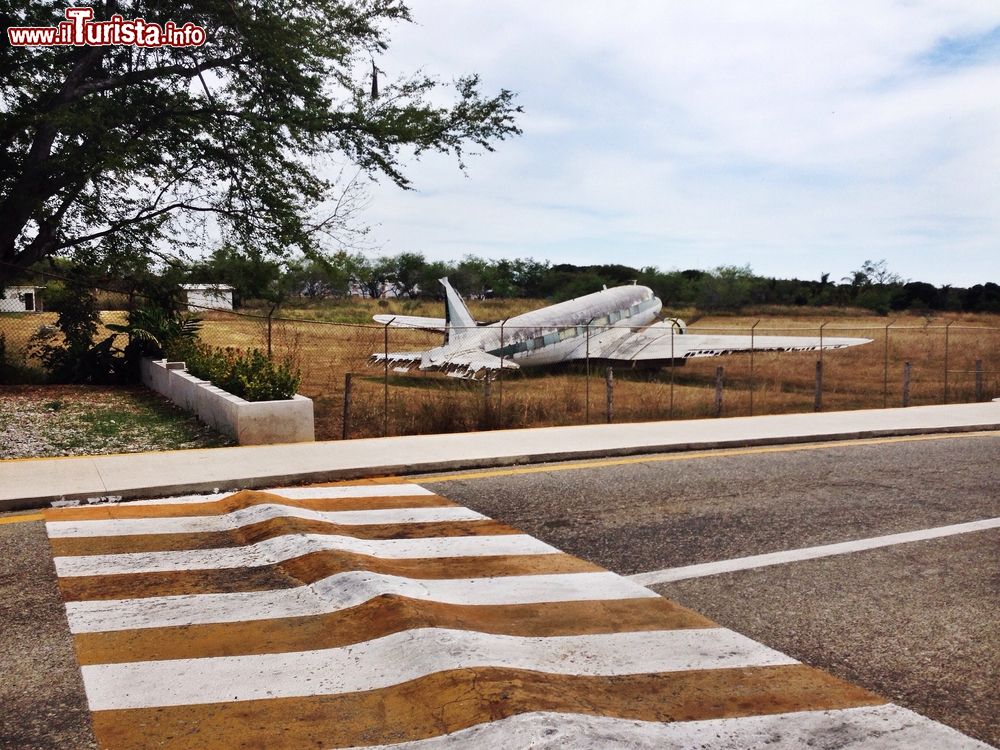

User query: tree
[0,1,521,285]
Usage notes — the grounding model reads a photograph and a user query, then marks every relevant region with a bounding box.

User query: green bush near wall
[167,341,300,402]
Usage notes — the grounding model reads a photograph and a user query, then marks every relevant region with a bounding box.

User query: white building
[182,284,234,312]
[0,285,44,313]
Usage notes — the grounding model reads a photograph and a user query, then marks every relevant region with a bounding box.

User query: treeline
[186,250,1000,315]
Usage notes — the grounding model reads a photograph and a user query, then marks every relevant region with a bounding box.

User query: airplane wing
[370,349,519,380]
[575,321,872,363]
[373,314,447,334]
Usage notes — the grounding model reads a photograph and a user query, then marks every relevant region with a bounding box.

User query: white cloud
[357,1,1000,285]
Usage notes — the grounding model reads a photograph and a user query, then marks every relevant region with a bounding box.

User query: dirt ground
[0,385,233,459]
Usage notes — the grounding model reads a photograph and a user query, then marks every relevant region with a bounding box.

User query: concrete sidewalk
[2,402,999,511]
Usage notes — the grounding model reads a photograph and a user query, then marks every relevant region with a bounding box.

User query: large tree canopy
[0,1,521,284]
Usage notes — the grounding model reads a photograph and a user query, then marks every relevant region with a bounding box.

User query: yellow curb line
[397,431,1000,484]
[0,512,44,525]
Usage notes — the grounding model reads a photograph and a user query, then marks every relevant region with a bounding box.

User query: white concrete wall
[0,287,39,313]
[141,358,314,445]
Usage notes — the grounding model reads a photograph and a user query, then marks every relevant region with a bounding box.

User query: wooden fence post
[814,360,823,412]
[342,373,353,440]
[902,362,911,407]
[715,366,724,417]
[975,359,984,402]
[605,366,614,423]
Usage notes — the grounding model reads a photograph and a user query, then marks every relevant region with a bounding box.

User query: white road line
[81,627,795,710]
[342,705,993,750]
[54,532,558,577]
[65,570,658,633]
[630,517,1000,587]
[125,484,434,505]
[46,505,486,538]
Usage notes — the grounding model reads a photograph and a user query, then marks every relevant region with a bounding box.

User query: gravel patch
[0,385,234,459]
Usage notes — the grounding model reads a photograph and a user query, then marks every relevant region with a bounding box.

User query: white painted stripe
[81,627,796,710]
[54,532,557,577]
[630,517,1000,586]
[341,705,992,749]
[46,505,486,538]
[125,484,434,506]
[65,570,658,633]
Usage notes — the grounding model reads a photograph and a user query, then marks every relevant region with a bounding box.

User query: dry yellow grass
[3,305,999,441]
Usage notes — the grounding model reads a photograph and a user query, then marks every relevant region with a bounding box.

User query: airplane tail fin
[440,277,477,343]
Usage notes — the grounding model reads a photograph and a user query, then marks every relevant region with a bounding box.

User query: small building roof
[181,284,235,291]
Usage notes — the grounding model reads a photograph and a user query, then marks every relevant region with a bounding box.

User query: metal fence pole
[714,365,724,417]
[902,361,911,407]
[749,320,759,416]
[342,372,353,440]
[943,321,952,404]
[975,359,984,402]
[605,366,614,423]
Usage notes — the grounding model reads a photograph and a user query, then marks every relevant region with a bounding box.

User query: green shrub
[166,340,300,401]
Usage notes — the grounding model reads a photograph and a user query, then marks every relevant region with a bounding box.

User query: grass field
[3,301,999,441]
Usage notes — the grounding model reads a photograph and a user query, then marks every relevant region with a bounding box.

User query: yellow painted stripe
[58,551,599,601]
[75,596,716,664]
[43,491,453,522]
[48,517,519,557]
[402,430,1000,484]
[0,512,44,525]
[89,665,884,750]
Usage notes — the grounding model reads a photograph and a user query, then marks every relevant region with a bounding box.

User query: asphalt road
[1,432,996,748]
[422,432,1000,747]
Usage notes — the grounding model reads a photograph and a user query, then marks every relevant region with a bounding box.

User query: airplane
[370,278,872,380]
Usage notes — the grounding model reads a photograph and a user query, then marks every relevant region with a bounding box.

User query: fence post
[483,371,493,427]
[342,372,353,440]
[943,321,952,404]
[749,320,759,416]
[714,365,724,417]
[383,319,392,437]
[605,366,614,423]
[882,320,894,408]
[814,359,823,412]
[585,323,591,425]
[975,359,984,401]
[498,319,506,425]
[669,327,675,419]
[266,310,274,360]
[902,361,911,407]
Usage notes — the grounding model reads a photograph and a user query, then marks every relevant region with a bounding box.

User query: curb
[3,421,998,512]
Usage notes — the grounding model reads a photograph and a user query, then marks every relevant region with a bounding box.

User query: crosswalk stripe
[87,666,883,750]
[58,551,602,601]
[53,531,559,577]
[340,706,992,750]
[43,484,984,749]
[46,504,488,537]
[49,517,519,556]
[74,596,716,664]
[82,627,797,710]
[65,570,657,633]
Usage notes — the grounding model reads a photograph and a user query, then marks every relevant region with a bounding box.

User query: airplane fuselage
[446,285,663,367]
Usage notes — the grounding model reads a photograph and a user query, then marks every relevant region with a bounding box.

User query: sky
[358,1,1000,287]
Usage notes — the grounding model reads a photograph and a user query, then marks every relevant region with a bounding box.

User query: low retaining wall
[140,358,314,445]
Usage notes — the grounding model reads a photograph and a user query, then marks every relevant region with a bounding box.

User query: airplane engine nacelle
[665,317,686,334]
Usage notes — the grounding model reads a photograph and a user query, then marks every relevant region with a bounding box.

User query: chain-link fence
[3,306,999,441]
